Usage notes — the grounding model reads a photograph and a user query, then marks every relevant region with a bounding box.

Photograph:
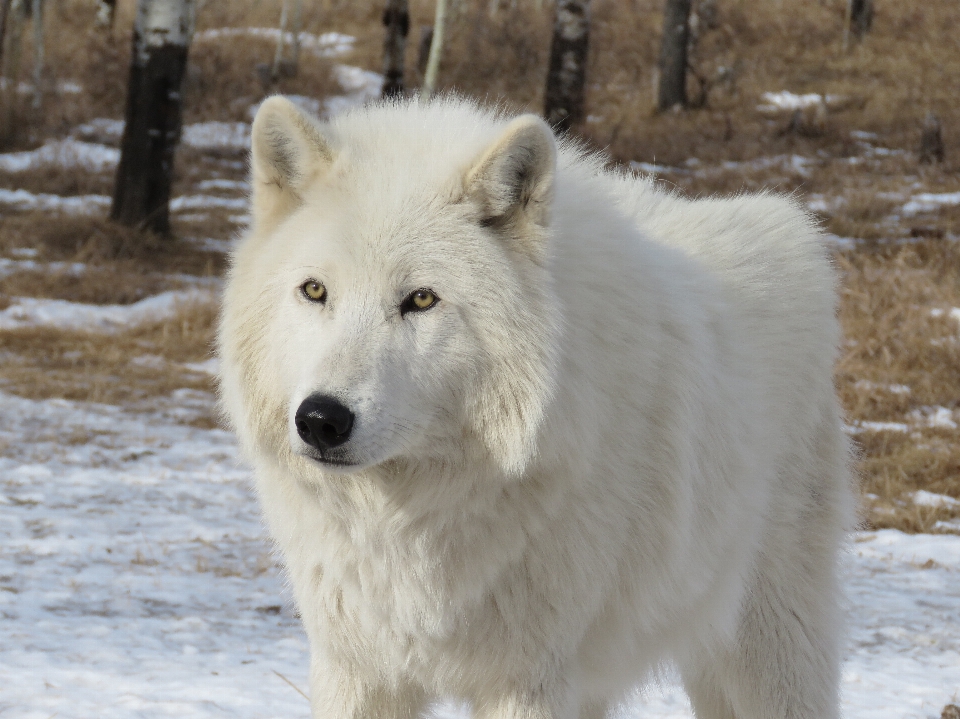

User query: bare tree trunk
[271,0,288,80]
[290,0,302,71]
[543,0,591,133]
[849,0,872,40]
[419,0,447,101]
[416,24,432,82]
[0,0,13,70]
[111,0,195,235]
[381,0,408,97]
[1,0,25,144]
[29,0,40,109]
[657,0,692,112]
[919,113,944,164]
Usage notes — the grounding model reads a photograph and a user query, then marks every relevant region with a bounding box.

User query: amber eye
[301,280,327,303]
[401,288,439,315]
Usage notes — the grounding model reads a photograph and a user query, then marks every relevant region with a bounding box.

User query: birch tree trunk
[419,0,447,101]
[656,0,692,112]
[381,0,408,97]
[111,0,195,234]
[30,0,41,109]
[270,0,288,80]
[290,0,302,72]
[543,0,591,133]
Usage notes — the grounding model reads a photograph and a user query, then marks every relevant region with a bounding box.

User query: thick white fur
[218,96,854,719]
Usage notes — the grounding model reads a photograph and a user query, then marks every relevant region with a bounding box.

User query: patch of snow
[908,406,958,430]
[758,91,825,112]
[628,160,685,176]
[182,121,251,151]
[0,289,215,332]
[130,354,168,370]
[756,91,846,114]
[0,78,83,94]
[844,421,910,434]
[850,130,879,141]
[183,357,220,375]
[823,233,858,250]
[0,138,120,173]
[717,154,813,177]
[912,491,960,509]
[187,237,234,253]
[0,188,110,214]
[171,195,248,212]
[73,117,125,144]
[0,258,86,279]
[0,391,310,719]
[929,307,960,323]
[2,389,960,718]
[196,179,250,192]
[176,212,211,223]
[194,28,355,58]
[324,65,383,117]
[853,380,911,395]
[10,247,38,258]
[903,192,960,216]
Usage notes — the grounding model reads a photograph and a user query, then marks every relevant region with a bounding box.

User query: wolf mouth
[302,450,360,469]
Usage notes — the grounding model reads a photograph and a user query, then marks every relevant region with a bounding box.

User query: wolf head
[218,97,562,482]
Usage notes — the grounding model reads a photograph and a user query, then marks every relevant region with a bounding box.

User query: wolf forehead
[254,97,558,218]
[265,99,526,194]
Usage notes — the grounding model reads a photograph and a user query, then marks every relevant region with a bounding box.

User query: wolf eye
[401,288,439,315]
[301,280,327,303]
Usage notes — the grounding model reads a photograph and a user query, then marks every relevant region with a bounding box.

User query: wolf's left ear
[466,115,557,234]
[250,96,334,223]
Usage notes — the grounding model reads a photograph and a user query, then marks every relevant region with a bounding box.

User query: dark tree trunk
[919,113,944,164]
[381,0,409,97]
[849,0,872,40]
[543,0,591,133]
[657,0,693,112]
[0,0,12,70]
[111,0,194,235]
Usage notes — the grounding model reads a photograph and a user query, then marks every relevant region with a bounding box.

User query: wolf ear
[250,96,334,223]
[466,114,557,234]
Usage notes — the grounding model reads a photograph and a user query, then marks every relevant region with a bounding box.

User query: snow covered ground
[1,385,959,718]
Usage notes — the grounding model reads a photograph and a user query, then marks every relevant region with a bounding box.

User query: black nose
[295,395,355,451]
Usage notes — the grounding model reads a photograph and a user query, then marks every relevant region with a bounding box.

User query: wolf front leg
[474,678,581,719]
[309,660,426,719]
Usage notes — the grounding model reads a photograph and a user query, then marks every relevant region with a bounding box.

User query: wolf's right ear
[465,114,557,236]
[250,96,334,223]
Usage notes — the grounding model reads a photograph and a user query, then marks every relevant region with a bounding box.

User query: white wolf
[218,96,853,719]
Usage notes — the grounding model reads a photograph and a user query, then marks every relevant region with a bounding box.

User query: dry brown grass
[0,298,218,414]
[0,214,225,275]
[838,240,960,533]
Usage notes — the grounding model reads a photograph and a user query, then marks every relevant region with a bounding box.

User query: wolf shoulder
[603,169,838,320]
